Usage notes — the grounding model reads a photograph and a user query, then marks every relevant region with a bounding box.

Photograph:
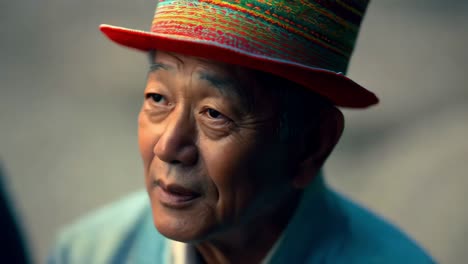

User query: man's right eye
[146,93,167,104]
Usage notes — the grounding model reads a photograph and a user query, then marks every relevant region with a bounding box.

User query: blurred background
[1,0,467,263]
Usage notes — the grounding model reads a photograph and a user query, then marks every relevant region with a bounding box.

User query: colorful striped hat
[100,0,378,108]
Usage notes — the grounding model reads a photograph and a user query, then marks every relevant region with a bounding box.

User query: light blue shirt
[48,173,435,263]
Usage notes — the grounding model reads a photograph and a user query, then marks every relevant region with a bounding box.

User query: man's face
[139,51,293,242]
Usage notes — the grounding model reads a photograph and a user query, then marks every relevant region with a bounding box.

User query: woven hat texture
[100,0,379,108]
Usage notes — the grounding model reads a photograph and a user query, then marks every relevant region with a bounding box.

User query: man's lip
[153,180,201,208]
[155,180,201,197]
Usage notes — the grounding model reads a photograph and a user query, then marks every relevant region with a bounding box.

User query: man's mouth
[154,180,201,209]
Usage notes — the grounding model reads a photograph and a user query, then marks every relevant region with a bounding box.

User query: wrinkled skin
[139,51,293,239]
[138,51,343,263]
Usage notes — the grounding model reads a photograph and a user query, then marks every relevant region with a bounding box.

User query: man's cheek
[205,146,249,186]
[138,131,155,174]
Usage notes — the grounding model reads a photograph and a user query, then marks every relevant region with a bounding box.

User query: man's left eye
[202,108,232,124]
[207,108,222,119]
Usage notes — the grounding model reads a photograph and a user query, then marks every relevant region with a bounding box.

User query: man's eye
[207,108,222,119]
[146,93,166,104]
[202,108,231,123]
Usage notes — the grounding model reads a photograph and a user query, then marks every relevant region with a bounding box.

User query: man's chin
[154,222,207,243]
[151,209,214,243]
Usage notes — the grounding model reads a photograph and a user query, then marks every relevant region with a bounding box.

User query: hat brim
[100,24,378,108]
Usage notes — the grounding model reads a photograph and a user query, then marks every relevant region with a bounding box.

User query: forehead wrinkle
[148,50,185,73]
[197,72,237,96]
[165,52,185,65]
[148,62,172,74]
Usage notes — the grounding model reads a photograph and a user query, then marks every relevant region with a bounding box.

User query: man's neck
[194,192,302,264]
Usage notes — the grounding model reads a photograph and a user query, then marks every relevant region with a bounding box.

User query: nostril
[169,160,181,165]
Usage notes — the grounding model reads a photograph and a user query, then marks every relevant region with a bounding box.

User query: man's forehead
[148,50,259,97]
[150,51,235,75]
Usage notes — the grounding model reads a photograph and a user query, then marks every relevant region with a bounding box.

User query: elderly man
[49,0,434,263]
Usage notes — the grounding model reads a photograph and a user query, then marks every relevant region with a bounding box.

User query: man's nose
[153,109,198,166]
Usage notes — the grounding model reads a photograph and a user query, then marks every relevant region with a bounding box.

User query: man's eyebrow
[198,72,237,94]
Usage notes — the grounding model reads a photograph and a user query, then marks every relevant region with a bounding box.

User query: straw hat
[100,0,378,108]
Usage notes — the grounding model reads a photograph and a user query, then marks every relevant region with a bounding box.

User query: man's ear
[292,106,344,188]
